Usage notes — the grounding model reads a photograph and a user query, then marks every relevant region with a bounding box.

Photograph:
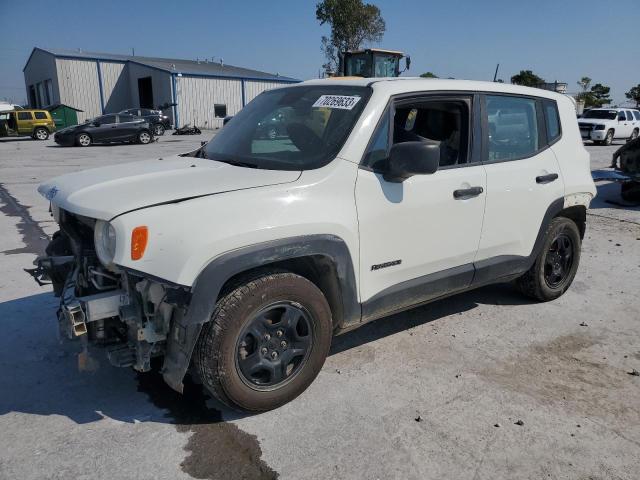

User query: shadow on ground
[0,282,530,425]
[591,182,640,210]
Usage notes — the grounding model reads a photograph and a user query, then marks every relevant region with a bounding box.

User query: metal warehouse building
[23,47,299,128]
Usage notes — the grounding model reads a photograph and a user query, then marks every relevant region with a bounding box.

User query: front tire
[516,217,581,301]
[76,133,91,147]
[138,130,152,144]
[195,272,333,412]
[603,129,614,146]
[153,123,165,136]
[33,127,49,140]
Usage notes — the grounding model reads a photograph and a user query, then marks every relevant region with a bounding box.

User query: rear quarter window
[543,100,561,143]
[34,112,48,120]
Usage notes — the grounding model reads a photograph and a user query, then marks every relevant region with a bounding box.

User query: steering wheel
[286,123,326,155]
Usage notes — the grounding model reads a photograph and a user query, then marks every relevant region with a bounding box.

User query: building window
[214,104,227,118]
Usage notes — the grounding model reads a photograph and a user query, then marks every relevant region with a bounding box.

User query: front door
[90,114,117,142]
[356,95,486,318]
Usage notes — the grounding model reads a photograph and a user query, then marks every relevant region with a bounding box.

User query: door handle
[536,173,559,184]
[453,186,483,199]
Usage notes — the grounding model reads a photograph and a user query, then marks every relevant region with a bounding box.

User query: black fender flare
[162,234,359,392]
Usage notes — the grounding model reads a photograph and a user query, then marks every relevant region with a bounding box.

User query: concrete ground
[0,133,638,480]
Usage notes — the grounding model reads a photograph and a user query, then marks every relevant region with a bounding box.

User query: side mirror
[223,115,233,126]
[92,121,100,127]
[383,142,439,183]
[405,56,411,71]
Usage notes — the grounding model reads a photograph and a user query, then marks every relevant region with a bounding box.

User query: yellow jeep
[0,109,56,140]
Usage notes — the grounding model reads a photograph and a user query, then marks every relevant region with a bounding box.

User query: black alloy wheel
[235,301,313,389]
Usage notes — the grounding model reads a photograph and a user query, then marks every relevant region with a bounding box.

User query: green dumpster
[46,103,83,129]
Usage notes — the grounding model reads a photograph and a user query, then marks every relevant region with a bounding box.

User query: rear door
[476,94,564,270]
[16,111,33,134]
[116,114,138,139]
[356,93,487,314]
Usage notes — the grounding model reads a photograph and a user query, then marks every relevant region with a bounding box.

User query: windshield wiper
[209,157,259,169]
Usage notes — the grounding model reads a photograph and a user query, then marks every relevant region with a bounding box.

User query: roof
[25,47,299,83]
[45,103,83,112]
[299,77,572,101]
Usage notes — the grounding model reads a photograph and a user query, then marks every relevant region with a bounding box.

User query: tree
[316,0,386,73]
[625,84,640,107]
[420,72,438,78]
[510,70,545,87]
[586,83,611,108]
[576,76,591,101]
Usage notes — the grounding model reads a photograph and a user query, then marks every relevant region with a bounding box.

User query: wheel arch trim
[162,234,359,392]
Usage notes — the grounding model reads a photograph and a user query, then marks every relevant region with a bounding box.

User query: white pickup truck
[579,107,640,145]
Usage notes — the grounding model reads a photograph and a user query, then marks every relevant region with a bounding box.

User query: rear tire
[33,127,49,140]
[138,130,152,144]
[195,272,333,412]
[516,217,581,301]
[76,133,91,147]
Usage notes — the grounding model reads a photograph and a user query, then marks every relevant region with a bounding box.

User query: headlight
[594,124,605,130]
[94,220,117,267]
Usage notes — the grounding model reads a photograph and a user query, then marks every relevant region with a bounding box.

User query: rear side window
[634,111,640,121]
[486,95,538,161]
[34,112,48,120]
[626,111,633,121]
[118,114,135,123]
[18,112,33,120]
[543,100,561,143]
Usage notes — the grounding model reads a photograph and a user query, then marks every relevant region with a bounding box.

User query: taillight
[131,226,148,260]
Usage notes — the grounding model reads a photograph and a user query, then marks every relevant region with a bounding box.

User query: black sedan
[54,114,154,147]
[120,108,172,136]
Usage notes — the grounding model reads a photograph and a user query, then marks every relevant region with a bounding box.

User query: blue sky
[1,0,638,105]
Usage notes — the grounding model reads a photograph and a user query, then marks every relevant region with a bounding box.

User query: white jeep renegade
[33,78,596,411]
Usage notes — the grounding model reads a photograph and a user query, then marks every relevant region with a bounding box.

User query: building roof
[25,47,299,83]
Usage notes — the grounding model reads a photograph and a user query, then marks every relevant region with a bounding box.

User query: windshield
[373,54,399,77]
[582,110,617,120]
[202,85,371,170]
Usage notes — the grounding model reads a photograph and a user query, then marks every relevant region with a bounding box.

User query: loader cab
[340,48,410,78]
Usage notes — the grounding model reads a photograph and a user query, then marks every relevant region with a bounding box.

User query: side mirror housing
[383,142,439,183]
[405,56,411,71]
[92,121,100,127]
[223,115,233,126]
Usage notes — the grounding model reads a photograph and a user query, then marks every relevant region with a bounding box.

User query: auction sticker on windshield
[312,95,361,110]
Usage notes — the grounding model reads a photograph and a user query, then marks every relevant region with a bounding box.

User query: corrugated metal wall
[244,80,287,104]
[100,62,129,113]
[55,58,102,122]
[175,76,243,129]
[175,77,292,129]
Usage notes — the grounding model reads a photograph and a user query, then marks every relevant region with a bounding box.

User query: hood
[578,118,613,125]
[38,155,301,220]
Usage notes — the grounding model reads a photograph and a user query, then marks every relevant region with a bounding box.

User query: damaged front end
[27,209,190,373]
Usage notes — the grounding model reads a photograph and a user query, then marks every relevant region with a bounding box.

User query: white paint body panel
[38,156,300,221]
[356,166,486,301]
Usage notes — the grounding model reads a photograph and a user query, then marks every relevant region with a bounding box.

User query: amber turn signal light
[131,226,148,260]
